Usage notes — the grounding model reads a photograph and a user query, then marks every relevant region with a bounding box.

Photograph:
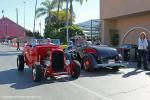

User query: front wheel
[17,55,24,71]
[32,64,42,82]
[70,60,81,79]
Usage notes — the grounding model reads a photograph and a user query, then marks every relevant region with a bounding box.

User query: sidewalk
[0,44,22,52]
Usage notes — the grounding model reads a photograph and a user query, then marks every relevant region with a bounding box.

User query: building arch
[121,27,150,45]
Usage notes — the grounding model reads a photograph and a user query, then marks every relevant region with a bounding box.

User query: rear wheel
[32,64,42,82]
[70,60,80,79]
[83,56,93,72]
[17,55,24,71]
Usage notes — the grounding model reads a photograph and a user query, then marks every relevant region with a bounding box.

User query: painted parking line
[64,79,112,100]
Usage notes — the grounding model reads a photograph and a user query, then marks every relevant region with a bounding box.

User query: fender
[83,54,97,68]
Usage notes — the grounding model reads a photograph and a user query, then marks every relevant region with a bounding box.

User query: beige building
[100,0,150,46]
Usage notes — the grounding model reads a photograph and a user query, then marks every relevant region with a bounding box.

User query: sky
[0,0,100,34]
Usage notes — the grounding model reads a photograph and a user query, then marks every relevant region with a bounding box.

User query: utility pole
[66,0,69,42]
[16,8,18,38]
[16,8,18,24]
[39,20,41,35]
[33,0,37,33]
[91,19,93,42]
[23,1,26,29]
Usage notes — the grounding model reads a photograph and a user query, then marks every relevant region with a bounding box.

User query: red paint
[23,44,78,78]
[84,48,96,54]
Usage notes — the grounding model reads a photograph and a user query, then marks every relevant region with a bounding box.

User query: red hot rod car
[17,41,80,82]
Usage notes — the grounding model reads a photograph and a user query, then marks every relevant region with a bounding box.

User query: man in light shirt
[137,32,149,70]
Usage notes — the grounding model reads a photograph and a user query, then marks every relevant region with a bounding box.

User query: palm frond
[75,0,88,5]
[41,0,50,8]
[36,7,47,14]
[36,10,47,18]
[49,0,57,10]
[36,0,57,21]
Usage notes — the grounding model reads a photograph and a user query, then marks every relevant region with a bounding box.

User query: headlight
[66,60,70,65]
[45,61,51,66]
[72,53,77,59]
[118,54,123,60]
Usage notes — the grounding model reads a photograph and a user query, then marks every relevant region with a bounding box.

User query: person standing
[31,38,37,47]
[16,38,20,51]
[137,32,149,70]
[146,37,150,63]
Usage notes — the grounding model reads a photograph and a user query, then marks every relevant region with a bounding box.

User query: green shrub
[109,29,119,46]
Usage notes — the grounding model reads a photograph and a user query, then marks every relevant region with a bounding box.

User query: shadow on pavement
[122,69,143,78]
[0,51,21,56]
[0,53,20,56]
[79,68,123,78]
[3,50,22,53]
[145,72,150,77]
[0,68,74,90]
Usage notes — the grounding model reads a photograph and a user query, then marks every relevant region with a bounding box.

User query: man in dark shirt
[16,38,20,51]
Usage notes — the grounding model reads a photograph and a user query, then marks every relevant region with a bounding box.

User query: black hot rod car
[73,45,126,72]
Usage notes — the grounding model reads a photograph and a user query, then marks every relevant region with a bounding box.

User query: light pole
[16,8,18,24]
[39,20,41,35]
[23,1,26,29]
[66,0,69,42]
[91,19,93,42]
[90,19,101,42]
[33,0,37,33]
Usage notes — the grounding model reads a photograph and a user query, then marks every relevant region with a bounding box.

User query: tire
[32,64,42,82]
[70,60,81,79]
[17,55,24,71]
[112,67,119,72]
[82,54,96,72]
[76,53,82,63]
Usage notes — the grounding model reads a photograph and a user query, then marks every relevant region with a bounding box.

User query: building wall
[116,14,150,45]
[101,0,150,19]
[100,0,150,45]
[101,20,116,45]
[102,14,150,45]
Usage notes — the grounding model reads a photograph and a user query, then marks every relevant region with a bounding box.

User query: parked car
[74,45,126,72]
[117,44,138,61]
[17,40,80,82]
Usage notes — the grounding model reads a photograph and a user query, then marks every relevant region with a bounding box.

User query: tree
[25,30,33,37]
[36,0,57,23]
[65,0,88,25]
[53,0,88,25]
[33,31,43,39]
[45,9,73,25]
[59,25,83,37]
[109,29,119,46]
[52,0,64,17]
[44,24,83,44]
[25,30,43,39]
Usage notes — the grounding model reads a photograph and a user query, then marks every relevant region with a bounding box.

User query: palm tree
[53,0,88,25]
[52,0,64,18]
[68,0,88,25]
[45,9,73,26]
[36,0,57,23]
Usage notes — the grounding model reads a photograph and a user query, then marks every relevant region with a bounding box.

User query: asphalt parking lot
[0,44,150,100]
